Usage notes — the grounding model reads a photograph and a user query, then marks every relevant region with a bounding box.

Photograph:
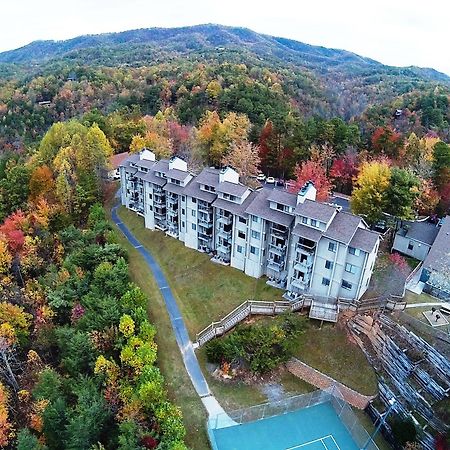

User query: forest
[0,24,449,450]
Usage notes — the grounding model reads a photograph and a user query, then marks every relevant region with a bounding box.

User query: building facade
[120,150,380,301]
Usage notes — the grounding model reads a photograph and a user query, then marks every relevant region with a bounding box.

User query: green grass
[117,206,284,336]
[353,409,392,450]
[108,211,210,450]
[294,322,378,396]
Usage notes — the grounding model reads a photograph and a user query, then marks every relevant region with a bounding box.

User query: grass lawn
[108,209,210,449]
[353,409,391,450]
[117,206,284,336]
[294,322,378,396]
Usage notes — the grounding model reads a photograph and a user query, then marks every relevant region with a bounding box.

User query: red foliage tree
[371,126,403,159]
[0,211,27,253]
[290,160,333,201]
[329,151,359,194]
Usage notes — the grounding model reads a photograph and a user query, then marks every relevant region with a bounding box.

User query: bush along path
[111,204,233,424]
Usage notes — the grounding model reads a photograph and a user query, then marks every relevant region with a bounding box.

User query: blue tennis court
[209,402,360,450]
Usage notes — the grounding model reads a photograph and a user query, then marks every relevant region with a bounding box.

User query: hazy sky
[1,0,449,75]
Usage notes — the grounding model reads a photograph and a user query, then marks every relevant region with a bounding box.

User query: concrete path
[405,302,445,308]
[286,358,375,409]
[111,205,232,422]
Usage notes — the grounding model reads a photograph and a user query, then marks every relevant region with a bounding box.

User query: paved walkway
[111,205,231,422]
[405,302,445,308]
[286,358,375,409]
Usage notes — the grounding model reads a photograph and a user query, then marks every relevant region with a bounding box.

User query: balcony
[154,194,166,206]
[297,238,316,252]
[198,214,213,226]
[217,228,232,239]
[266,258,285,272]
[217,214,232,225]
[291,277,309,292]
[198,202,212,213]
[216,242,231,255]
[154,208,166,218]
[294,256,314,271]
[269,243,287,257]
[270,224,289,238]
[167,207,178,217]
[167,194,178,204]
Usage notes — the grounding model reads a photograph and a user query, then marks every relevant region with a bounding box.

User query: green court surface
[209,402,360,450]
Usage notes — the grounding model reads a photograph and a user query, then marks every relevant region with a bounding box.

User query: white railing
[195,298,309,346]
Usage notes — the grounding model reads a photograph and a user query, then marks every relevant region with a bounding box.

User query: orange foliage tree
[290,160,333,201]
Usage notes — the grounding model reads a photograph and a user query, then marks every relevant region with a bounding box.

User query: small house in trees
[392,220,440,261]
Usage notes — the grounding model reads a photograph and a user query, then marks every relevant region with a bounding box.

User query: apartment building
[120,151,380,301]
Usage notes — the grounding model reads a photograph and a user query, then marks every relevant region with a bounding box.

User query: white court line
[285,434,341,450]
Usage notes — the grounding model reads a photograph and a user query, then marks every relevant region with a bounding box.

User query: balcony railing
[217,229,232,239]
[267,259,285,272]
[294,257,314,271]
[217,215,232,225]
[198,202,212,212]
[269,243,287,257]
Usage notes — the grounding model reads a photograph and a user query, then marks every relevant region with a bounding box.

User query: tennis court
[209,402,361,450]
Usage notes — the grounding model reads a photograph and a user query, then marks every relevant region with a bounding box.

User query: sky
[1,0,449,75]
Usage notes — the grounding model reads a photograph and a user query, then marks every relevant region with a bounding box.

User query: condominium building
[120,150,380,301]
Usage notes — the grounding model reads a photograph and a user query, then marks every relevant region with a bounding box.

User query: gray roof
[349,228,379,253]
[324,212,361,245]
[212,191,257,217]
[399,221,440,246]
[295,200,337,223]
[167,168,191,182]
[292,223,322,242]
[141,171,167,187]
[182,180,217,203]
[423,216,450,273]
[120,153,140,168]
[152,159,170,174]
[195,167,220,187]
[245,189,294,227]
[217,181,249,197]
[267,189,297,207]
[164,183,184,195]
[136,159,157,169]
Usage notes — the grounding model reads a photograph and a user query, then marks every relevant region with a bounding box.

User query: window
[148,193,152,199]
[181,221,185,228]
[250,246,259,256]
[192,198,196,203]
[322,277,330,286]
[237,245,243,254]
[408,241,414,251]
[251,230,260,240]
[349,247,360,256]
[345,263,357,274]
[325,260,333,270]
[181,208,185,215]
[252,215,259,223]
[328,242,337,252]
[182,196,185,201]
[191,223,196,231]
[149,205,153,211]
[239,216,246,224]
[311,219,317,227]
[238,231,246,239]
[302,216,308,224]
[341,280,352,290]
[192,210,196,217]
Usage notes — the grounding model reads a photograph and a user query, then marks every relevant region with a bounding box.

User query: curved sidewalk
[112,205,230,421]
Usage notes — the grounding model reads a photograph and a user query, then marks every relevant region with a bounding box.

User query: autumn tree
[433,141,450,188]
[384,168,419,220]
[0,162,31,221]
[222,142,261,184]
[414,178,440,216]
[0,382,13,447]
[29,165,55,203]
[351,160,391,224]
[329,150,359,194]
[290,160,333,202]
[371,126,403,159]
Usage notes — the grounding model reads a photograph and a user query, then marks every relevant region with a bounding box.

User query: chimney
[219,166,239,184]
[139,148,156,161]
[169,156,187,172]
[297,181,317,204]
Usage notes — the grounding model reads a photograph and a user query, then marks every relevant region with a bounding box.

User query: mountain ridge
[0,24,448,83]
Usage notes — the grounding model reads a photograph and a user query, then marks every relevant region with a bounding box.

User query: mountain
[0,24,448,83]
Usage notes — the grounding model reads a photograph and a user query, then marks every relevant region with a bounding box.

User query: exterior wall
[143,181,156,230]
[392,235,430,261]
[184,196,199,250]
[244,215,266,278]
[230,215,249,272]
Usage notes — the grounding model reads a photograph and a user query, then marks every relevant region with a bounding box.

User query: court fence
[208,385,379,450]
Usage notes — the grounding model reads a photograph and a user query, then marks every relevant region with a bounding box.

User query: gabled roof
[141,171,167,187]
[349,228,379,253]
[195,167,220,187]
[152,159,170,174]
[324,212,361,245]
[164,183,184,195]
[120,153,140,168]
[217,181,249,197]
[295,200,337,223]
[245,189,294,227]
[167,168,191,182]
[399,220,440,246]
[213,191,258,217]
[182,179,217,203]
[423,216,450,273]
[267,189,297,207]
[292,223,322,242]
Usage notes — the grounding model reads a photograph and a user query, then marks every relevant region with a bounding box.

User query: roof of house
[324,212,361,245]
[141,171,167,187]
[167,168,191,182]
[292,223,323,242]
[399,220,440,246]
[164,183,185,195]
[267,189,297,207]
[423,216,450,273]
[120,153,140,168]
[213,191,257,217]
[216,181,249,197]
[245,189,294,227]
[295,200,337,223]
[182,179,217,203]
[195,167,220,187]
[109,152,129,169]
[349,228,380,253]
[152,159,170,174]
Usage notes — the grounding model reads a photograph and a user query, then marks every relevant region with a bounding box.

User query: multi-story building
[120,151,380,302]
